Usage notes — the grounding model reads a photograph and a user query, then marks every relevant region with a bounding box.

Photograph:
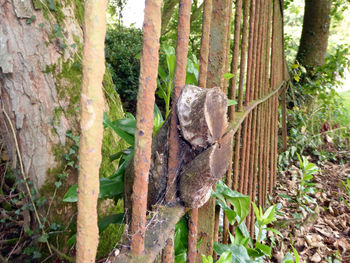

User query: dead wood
[177,85,228,149]
[119,85,233,261]
[179,131,234,208]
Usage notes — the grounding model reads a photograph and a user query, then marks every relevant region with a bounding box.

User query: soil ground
[269,151,350,262]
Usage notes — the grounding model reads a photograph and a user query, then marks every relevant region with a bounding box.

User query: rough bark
[119,85,231,261]
[76,0,107,262]
[179,130,233,208]
[177,85,228,149]
[296,0,331,67]
[125,85,229,216]
[113,206,186,263]
[206,0,231,89]
[0,0,83,189]
[130,0,162,255]
[124,118,173,224]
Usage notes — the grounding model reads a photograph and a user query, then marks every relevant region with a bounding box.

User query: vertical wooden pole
[198,0,213,88]
[197,0,231,260]
[130,0,162,256]
[237,0,250,197]
[76,0,107,261]
[188,0,212,261]
[228,0,242,121]
[163,0,192,261]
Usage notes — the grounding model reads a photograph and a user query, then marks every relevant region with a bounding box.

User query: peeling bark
[0,0,83,189]
[177,85,228,149]
[179,131,233,208]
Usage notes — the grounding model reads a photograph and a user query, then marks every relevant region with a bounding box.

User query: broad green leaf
[103,113,135,145]
[154,104,164,134]
[252,202,260,219]
[174,252,186,263]
[163,45,176,78]
[174,217,188,255]
[99,177,124,199]
[63,184,78,202]
[225,209,237,225]
[256,242,272,257]
[234,226,244,245]
[246,247,264,258]
[262,205,276,225]
[98,213,124,233]
[110,148,134,179]
[216,252,232,263]
[109,148,132,162]
[238,221,253,246]
[214,243,254,263]
[215,181,250,222]
[158,66,168,83]
[67,234,76,247]
[202,255,213,263]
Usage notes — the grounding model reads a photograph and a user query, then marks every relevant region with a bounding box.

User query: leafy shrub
[105,26,142,113]
[284,44,350,161]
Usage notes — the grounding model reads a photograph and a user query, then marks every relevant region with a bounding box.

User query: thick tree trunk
[296,0,331,67]
[0,0,83,189]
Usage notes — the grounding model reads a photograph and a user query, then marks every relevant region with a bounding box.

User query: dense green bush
[105,25,142,113]
[281,44,350,165]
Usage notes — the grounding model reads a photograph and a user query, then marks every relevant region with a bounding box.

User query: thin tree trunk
[296,0,331,67]
[76,0,107,262]
[130,0,162,255]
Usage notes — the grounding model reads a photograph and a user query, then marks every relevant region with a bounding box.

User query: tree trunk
[0,0,84,189]
[76,0,107,261]
[0,0,124,191]
[296,0,331,67]
[0,2,125,259]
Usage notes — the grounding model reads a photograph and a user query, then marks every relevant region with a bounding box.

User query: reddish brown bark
[198,0,213,88]
[130,0,162,255]
[163,0,192,260]
[237,0,250,111]
[228,0,243,120]
[166,0,192,203]
[206,0,232,89]
[187,208,198,263]
[188,0,212,260]
[197,0,231,259]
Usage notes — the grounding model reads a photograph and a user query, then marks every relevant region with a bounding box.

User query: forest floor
[270,150,350,263]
